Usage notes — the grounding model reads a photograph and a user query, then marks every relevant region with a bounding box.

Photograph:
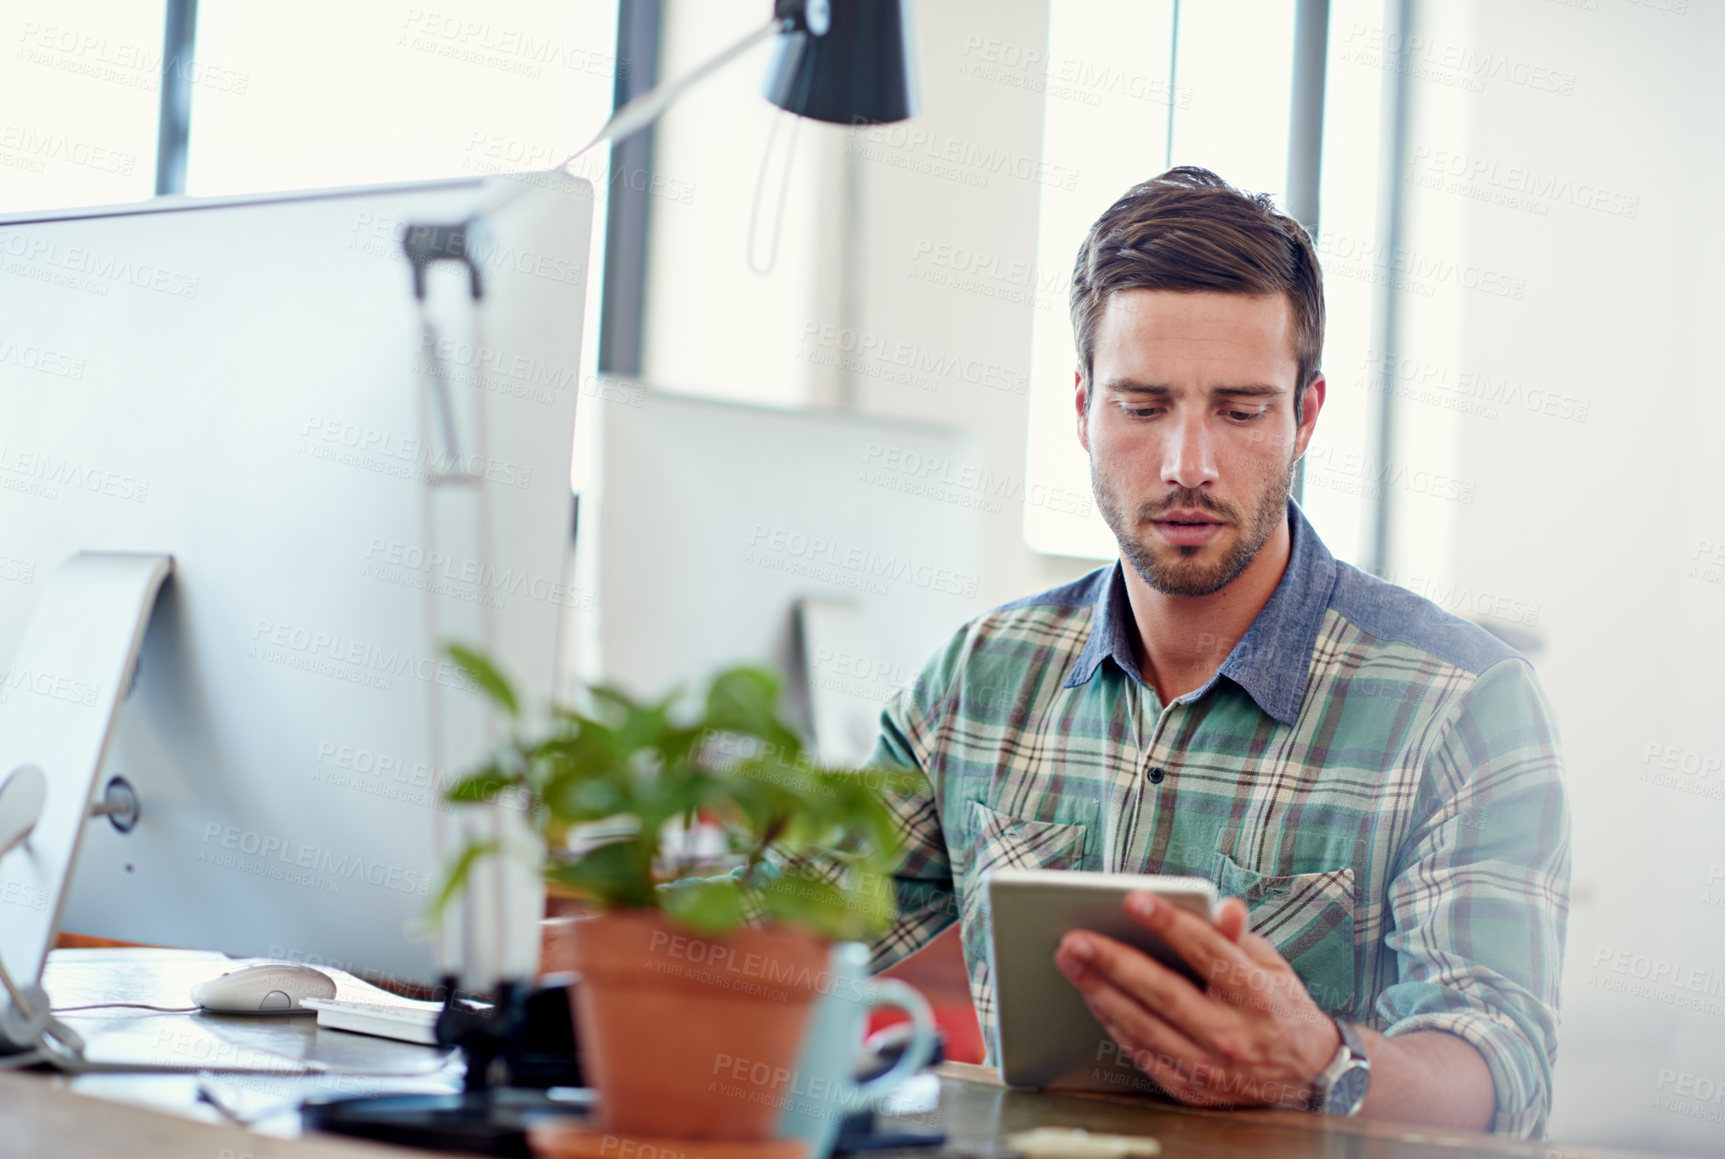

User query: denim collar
[1063,500,1338,727]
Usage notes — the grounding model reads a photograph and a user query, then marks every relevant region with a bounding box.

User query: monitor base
[302,1088,592,1158]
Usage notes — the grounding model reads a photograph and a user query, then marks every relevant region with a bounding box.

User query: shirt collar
[1064,500,1338,727]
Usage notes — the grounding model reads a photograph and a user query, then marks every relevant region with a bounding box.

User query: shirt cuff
[1381,1009,1549,1138]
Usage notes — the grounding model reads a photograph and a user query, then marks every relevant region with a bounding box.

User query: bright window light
[187,1,620,196]
[0,0,167,213]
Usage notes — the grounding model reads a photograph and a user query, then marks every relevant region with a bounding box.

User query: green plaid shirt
[869,500,1570,1137]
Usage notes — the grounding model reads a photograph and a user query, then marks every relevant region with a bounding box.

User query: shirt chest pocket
[1212,852,1357,1016]
[959,802,1091,936]
[964,801,1091,879]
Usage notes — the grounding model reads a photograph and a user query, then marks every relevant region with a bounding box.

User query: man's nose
[1160,411,1218,490]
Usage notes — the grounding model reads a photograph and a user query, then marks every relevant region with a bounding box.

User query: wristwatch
[1308,1018,1371,1115]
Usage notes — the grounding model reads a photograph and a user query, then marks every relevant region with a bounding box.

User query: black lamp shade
[763,0,918,125]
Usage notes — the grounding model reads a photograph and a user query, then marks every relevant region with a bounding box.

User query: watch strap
[1308,1018,1370,1114]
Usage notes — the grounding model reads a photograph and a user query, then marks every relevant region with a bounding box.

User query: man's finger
[1077,967,1216,1074]
[1204,931,1335,1034]
[1088,1005,1218,1108]
[1094,1007,1257,1110]
[1235,928,1285,968]
[1212,896,1248,942]
[1056,929,1240,1053]
[1123,891,1259,999]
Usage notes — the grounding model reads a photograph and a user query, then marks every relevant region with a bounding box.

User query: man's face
[1076,290,1323,598]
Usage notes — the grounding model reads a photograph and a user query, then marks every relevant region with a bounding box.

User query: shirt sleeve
[865,625,975,974]
[1374,657,1572,1138]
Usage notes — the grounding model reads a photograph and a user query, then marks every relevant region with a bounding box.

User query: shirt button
[1148,767,1166,784]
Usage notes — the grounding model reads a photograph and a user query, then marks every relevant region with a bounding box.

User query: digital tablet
[986,868,1217,1095]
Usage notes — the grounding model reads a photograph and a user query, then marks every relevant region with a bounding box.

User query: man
[868,168,1570,1137]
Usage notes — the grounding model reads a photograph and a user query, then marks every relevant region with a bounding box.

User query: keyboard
[302,997,452,1046]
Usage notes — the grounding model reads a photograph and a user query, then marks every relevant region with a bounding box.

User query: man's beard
[1091,456,1295,598]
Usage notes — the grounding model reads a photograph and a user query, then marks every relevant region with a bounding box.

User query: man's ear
[1294,373,1326,460]
[1075,368,1090,454]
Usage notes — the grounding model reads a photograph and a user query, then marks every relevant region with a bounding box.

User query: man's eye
[1121,404,1162,418]
[1225,409,1264,422]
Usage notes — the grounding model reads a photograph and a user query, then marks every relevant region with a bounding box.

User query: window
[187,2,618,196]
[0,0,167,213]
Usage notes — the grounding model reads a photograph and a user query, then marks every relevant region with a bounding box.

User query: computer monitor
[586,390,987,766]
[0,175,592,1005]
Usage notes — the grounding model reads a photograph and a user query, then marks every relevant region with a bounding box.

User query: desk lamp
[487,0,918,218]
[304,3,918,1154]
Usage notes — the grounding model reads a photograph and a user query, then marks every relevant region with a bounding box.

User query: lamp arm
[572,15,786,161]
[476,14,786,219]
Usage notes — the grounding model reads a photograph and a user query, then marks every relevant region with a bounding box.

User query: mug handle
[853,978,937,1105]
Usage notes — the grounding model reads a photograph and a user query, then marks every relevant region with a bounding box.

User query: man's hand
[1053,892,1340,1111]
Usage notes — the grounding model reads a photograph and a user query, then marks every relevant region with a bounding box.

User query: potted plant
[434,647,913,1145]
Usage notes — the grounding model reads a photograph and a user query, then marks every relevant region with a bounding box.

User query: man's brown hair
[1069,166,1325,423]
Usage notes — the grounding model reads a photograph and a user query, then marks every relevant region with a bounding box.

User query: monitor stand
[0,552,173,1059]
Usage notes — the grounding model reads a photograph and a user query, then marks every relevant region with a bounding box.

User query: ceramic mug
[776,941,937,1159]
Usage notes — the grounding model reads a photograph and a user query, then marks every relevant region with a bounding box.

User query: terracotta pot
[570,910,829,1140]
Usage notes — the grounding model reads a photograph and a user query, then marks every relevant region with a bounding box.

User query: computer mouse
[190,963,338,1014]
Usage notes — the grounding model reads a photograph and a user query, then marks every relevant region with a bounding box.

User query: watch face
[1328,1064,1371,1115]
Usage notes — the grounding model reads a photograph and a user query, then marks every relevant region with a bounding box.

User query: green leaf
[427,838,502,919]
[445,764,518,804]
[758,870,887,941]
[445,644,519,717]
[633,763,715,853]
[706,667,778,716]
[584,685,649,731]
[659,876,746,934]
[538,727,635,820]
[546,838,654,909]
[705,668,801,760]
[541,721,622,770]
[542,766,629,822]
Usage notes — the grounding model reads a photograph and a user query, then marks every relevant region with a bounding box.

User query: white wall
[1386,0,1725,1150]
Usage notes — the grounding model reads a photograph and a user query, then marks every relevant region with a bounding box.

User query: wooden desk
[923,1062,1675,1159]
[2,1060,1686,1159]
[0,1073,413,1159]
[5,949,1690,1159]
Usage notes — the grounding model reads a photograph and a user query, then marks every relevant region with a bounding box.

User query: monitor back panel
[0,177,591,984]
